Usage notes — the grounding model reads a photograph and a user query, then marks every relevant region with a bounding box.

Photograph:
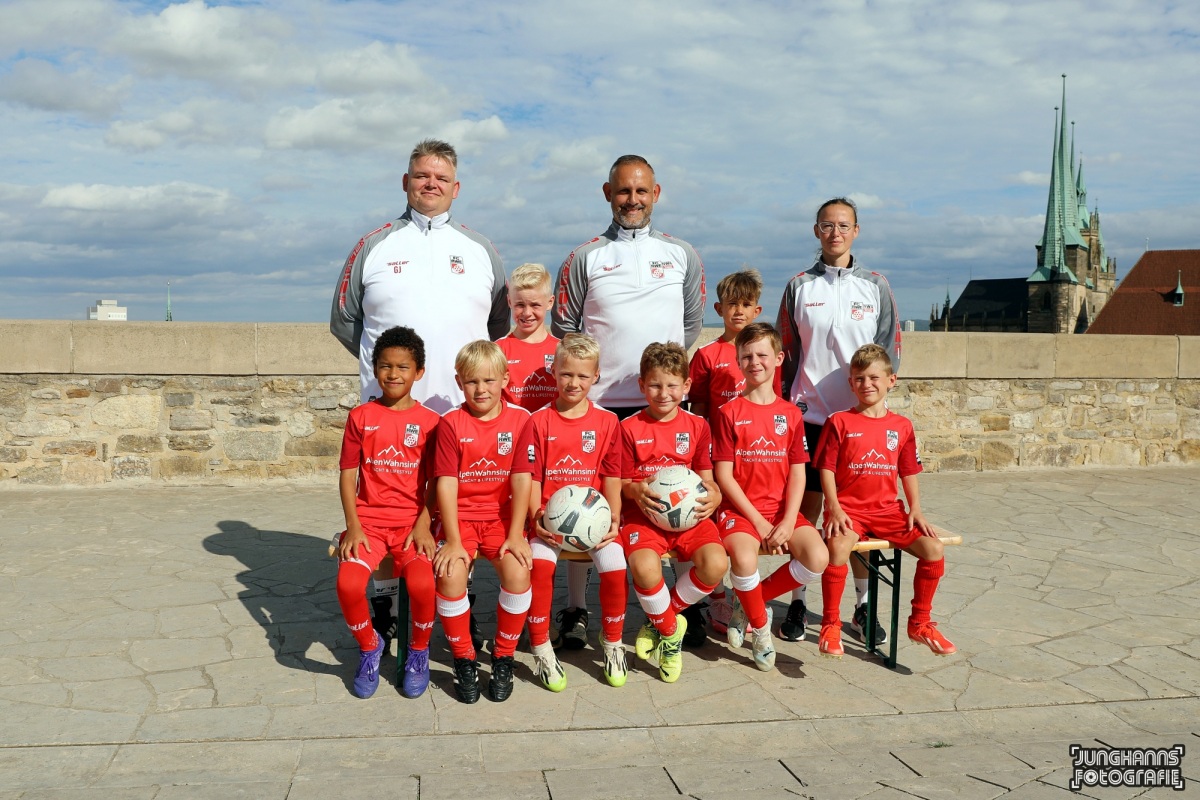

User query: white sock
[791,585,807,603]
[855,578,870,607]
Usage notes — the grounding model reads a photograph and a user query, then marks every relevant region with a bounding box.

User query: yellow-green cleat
[658,615,687,683]
[634,621,661,661]
[531,641,567,692]
[601,639,628,687]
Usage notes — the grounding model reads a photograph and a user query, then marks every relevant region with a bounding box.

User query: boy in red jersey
[514,333,626,690]
[497,263,559,413]
[336,326,440,699]
[622,342,727,683]
[432,341,534,703]
[712,323,828,670]
[687,269,780,637]
[816,343,956,658]
[496,263,593,649]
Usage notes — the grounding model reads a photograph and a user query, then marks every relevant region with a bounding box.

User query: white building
[87,299,127,321]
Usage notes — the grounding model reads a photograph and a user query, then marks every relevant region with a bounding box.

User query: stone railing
[1,321,1198,486]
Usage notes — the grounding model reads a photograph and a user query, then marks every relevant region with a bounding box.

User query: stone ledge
[71,322,258,375]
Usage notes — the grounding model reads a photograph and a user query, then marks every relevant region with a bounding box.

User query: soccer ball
[645,465,708,532]
[543,485,612,553]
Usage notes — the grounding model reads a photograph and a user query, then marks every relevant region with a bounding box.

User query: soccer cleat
[352,634,386,699]
[851,603,887,645]
[601,638,628,688]
[726,593,748,648]
[779,599,808,642]
[489,654,515,702]
[553,607,589,651]
[818,623,844,658]
[751,614,777,672]
[708,596,732,634]
[657,615,687,683]
[681,603,707,647]
[908,621,957,656]
[531,641,568,692]
[453,657,480,704]
[399,647,430,698]
[634,621,662,661]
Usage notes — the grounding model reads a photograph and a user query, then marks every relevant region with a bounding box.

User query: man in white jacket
[331,139,508,413]
[551,155,706,419]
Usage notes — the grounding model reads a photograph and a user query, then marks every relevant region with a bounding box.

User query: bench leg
[855,550,901,670]
[395,577,409,675]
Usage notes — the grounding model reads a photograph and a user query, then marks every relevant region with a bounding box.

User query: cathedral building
[933,77,1116,333]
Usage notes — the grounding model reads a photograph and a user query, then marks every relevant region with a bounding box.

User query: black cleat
[851,603,887,645]
[489,655,515,702]
[453,657,480,704]
[779,599,808,642]
[681,603,707,648]
[553,607,589,651]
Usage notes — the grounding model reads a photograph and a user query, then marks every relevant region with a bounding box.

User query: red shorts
[437,518,520,561]
[621,517,722,561]
[715,509,816,543]
[347,522,431,574]
[845,501,923,549]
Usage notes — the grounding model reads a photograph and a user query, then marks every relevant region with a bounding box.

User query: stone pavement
[1,466,1198,799]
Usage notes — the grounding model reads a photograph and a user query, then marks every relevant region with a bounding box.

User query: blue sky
[1,0,1197,326]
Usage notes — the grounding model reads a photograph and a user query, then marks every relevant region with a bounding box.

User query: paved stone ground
[1,466,1198,798]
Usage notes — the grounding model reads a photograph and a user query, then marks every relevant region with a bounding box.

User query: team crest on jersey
[498,431,513,456]
[886,430,899,452]
[850,301,875,321]
[544,354,555,372]
[649,260,673,279]
[676,432,690,455]
[774,414,788,435]
[582,430,596,453]
[450,255,464,274]
[628,530,639,544]
[404,424,420,447]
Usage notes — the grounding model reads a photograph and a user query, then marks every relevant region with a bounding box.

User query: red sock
[336,562,378,651]
[669,568,717,614]
[635,578,676,637]
[759,561,802,604]
[528,559,556,647]
[821,563,848,626]
[436,592,476,660]
[494,588,531,658]
[598,569,627,643]
[730,572,768,631]
[910,558,944,627]
[401,558,436,651]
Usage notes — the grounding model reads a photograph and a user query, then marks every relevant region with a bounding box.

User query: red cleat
[908,621,957,656]
[818,623,844,658]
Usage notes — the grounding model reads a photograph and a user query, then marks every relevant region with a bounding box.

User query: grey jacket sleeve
[486,242,509,341]
[681,243,706,348]
[550,247,589,338]
[329,236,368,356]
[870,271,902,373]
[777,278,803,399]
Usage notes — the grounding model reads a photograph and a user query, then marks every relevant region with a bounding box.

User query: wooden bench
[337,529,962,671]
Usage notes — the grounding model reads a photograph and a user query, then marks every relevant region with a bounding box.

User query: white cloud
[0,59,125,118]
[1009,171,1050,186]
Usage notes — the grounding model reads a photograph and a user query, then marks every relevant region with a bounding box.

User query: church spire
[1032,75,1084,283]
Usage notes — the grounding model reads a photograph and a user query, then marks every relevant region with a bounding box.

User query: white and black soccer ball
[645,465,708,532]
[543,485,612,552]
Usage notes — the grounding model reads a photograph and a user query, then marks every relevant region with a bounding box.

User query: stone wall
[2,322,1199,486]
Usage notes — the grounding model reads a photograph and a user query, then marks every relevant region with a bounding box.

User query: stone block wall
[1,323,1199,486]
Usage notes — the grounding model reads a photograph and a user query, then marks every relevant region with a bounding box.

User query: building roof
[949,278,1030,320]
[1087,250,1200,335]
[1031,77,1086,284]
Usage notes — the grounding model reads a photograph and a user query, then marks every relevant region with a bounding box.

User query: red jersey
[339,400,441,527]
[621,409,713,525]
[688,338,782,416]
[513,400,621,508]
[434,403,531,521]
[711,396,807,519]
[815,409,922,515]
[497,333,559,412]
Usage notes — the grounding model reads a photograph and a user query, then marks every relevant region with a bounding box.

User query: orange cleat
[908,621,957,656]
[818,623,844,658]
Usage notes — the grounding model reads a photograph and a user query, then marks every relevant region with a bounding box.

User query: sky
[1,0,1197,327]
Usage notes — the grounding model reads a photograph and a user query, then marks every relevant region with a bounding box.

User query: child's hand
[433,542,470,578]
[593,518,620,549]
[694,479,721,521]
[532,514,560,547]
[765,520,792,552]
[500,535,533,569]
[404,524,437,560]
[909,509,935,537]
[823,509,855,540]
[627,480,663,518]
[337,525,370,561]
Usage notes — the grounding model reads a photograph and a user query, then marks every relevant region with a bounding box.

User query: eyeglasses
[817,222,856,234]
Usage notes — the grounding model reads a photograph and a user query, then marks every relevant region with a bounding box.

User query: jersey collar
[408,208,452,232]
[609,221,653,242]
